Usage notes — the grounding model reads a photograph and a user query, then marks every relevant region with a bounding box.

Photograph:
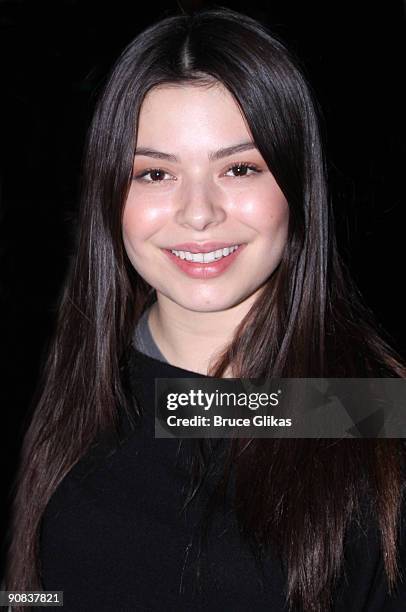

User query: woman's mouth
[162,244,246,279]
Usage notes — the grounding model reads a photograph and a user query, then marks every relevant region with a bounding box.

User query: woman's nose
[174,180,227,231]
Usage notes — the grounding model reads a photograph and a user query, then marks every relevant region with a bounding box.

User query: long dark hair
[5,7,406,611]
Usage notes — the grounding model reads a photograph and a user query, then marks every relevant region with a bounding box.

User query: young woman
[5,7,406,611]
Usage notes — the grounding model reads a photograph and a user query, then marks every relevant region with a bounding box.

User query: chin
[173,296,243,313]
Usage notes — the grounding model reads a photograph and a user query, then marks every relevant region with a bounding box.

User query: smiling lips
[166,241,242,253]
[163,243,246,279]
[171,245,240,263]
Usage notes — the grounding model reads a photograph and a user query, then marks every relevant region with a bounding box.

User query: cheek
[122,190,168,248]
[236,187,289,236]
[269,200,290,237]
[122,197,152,265]
[122,204,139,260]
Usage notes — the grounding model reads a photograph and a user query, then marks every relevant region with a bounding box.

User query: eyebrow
[134,141,257,162]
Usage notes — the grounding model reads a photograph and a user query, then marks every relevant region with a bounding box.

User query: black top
[38,348,406,611]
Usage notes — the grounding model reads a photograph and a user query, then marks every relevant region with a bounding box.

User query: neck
[147,294,257,376]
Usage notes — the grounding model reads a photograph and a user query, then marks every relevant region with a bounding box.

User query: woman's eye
[224,163,261,178]
[133,162,261,184]
[134,169,174,183]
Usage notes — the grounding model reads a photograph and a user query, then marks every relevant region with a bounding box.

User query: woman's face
[123,83,289,313]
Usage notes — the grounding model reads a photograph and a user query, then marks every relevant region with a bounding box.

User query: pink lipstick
[162,244,246,279]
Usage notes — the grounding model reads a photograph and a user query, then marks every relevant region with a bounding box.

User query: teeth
[171,245,240,262]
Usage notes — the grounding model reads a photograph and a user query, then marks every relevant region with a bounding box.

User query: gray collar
[132,307,168,363]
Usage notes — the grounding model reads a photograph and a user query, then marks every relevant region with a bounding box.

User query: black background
[0,0,405,578]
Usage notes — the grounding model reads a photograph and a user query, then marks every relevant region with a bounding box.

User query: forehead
[136,83,252,147]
